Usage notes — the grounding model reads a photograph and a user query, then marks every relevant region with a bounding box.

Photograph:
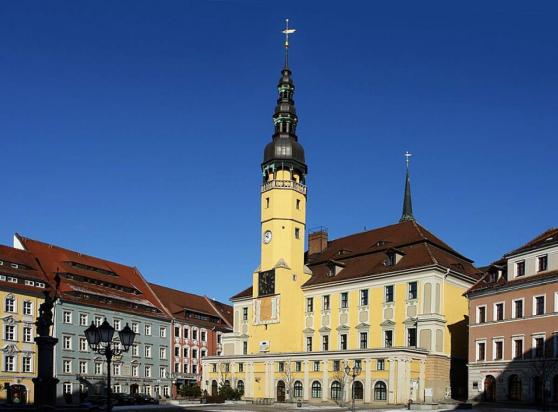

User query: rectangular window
[183,347,189,357]
[306,336,312,352]
[160,327,166,338]
[184,328,189,339]
[145,365,151,378]
[80,337,87,351]
[341,292,348,308]
[174,326,180,338]
[385,285,394,303]
[95,362,102,375]
[323,295,330,311]
[132,344,139,357]
[23,301,32,315]
[63,336,72,350]
[477,306,486,323]
[538,255,548,272]
[95,316,103,327]
[113,319,121,330]
[239,363,244,372]
[408,281,418,300]
[408,328,417,347]
[63,383,72,395]
[513,299,524,318]
[384,330,393,348]
[516,261,525,277]
[313,361,320,372]
[160,367,167,378]
[192,349,198,358]
[160,347,166,359]
[243,341,248,355]
[322,335,329,351]
[201,331,206,341]
[495,303,504,321]
[377,359,385,370]
[145,324,152,336]
[333,360,340,371]
[295,361,301,372]
[242,307,248,321]
[5,355,15,372]
[22,357,32,373]
[535,296,545,315]
[534,337,545,358]
[23,327,32,343]
[360,332,368,349]
[295,228,300,239]
[296,199,300,209]
[80,361,88,374]
[477,342,486,361]
[265,197,270,208]
[513,339,523,359]
[278,361,284,372]
[63,311,72,324]
[306,297,314,313]
[340,333,348,350]
[192,365,198,374]
[63,360,72,373]
[79,314,88,326]
[360,289,368,306]
[192,329,198,340]
[4,298,15,313]
[145,345,152,358]
[4,325,15,341]
[494,341,503,360]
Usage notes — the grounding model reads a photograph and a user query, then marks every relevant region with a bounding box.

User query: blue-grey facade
[53,300,172,404]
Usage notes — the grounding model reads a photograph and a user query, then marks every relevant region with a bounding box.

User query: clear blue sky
[2,1,557,302]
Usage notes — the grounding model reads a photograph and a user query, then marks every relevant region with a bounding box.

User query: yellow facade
[0,288,42,404]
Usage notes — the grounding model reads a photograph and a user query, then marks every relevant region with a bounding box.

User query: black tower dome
[262,23,307,178]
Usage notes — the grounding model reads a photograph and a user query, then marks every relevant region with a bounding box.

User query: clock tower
[249,20,310,353]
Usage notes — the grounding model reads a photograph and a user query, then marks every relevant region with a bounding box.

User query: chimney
[308,228,328,255]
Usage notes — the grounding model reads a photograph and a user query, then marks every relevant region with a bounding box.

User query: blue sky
[1,1,557,302]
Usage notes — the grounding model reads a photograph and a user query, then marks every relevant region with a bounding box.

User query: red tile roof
[16,234,170,320]
[230,286,253,301]
[0,244,50,297]
[504,227,558,257]
[149,283,232,331]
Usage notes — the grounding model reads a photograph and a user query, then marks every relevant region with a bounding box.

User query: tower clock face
[258,270,275,296]
[263,230,272,244]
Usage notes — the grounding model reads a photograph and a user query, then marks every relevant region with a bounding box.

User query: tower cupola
[263,19,307,180]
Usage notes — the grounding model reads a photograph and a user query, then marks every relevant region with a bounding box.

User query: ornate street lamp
[344,363,362,412]
[84,320,135,412]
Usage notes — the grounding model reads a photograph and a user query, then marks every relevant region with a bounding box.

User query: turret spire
[400,151,415,222]
[282,18,296,69]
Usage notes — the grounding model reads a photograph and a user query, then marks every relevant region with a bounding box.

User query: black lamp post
[344,363,362,412]
[85,320,135,412]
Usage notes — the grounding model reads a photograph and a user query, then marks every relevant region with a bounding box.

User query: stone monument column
[33,290,59,410]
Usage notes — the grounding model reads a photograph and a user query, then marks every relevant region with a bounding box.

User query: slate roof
[16,234,171,320]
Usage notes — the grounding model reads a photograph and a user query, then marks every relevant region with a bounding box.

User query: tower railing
[261,180,307,195]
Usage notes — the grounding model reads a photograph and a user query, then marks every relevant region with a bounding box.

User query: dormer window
[326,260,345,277]
[386,252,396,266]
[384,249,404,267]
[537,255,548,272]
[516,261,525,277]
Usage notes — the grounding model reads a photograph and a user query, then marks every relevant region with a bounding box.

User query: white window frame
[145,365,151,378]
[160,347,166,360]
[493,301,505,321]
[22,356,32,373]
[515,260,526,277]
[79,361,88,374]
[63,382,72,394]
[63,360,72,373]
[533,294,546,316]
[63,311,72,324]
[512,298,525,319]
[160,327,167,338]
[94,316,102,327]
[5,325,16,341]
[145,324,152,336]
[113,319,121,330]
[131,322,139,333]
[23,327,32,343]
[476,305,487,324]
[5,355,15,372]
[492,338,504,361]
[63,336,72,350]
[145,345,152,358]
[532,334,546,358]
[79,337,87,351]
[79,314,88,326]
[537,254,548,272]
[23,301,33,316]
[95,362,102,375]
[132,364,139,377]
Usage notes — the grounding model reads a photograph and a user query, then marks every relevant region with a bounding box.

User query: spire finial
[400,151,415,223]
[282,18,296,68]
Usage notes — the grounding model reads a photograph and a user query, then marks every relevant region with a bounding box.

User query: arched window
[508,374,521,401]
[237,380,244,394]
[311,381,322,398]
[374,381,387,401]
[331,381,342,400]
[293,381,303,398]
[353,381,363,400]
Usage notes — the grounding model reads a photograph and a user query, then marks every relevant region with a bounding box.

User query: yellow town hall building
[202,30,482,405]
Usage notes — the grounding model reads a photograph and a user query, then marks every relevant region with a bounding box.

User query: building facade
[202,37,481,405]
[466,228,558,404]
[14,234,174,404]
[0,245,49,405]
[149,283,232,398]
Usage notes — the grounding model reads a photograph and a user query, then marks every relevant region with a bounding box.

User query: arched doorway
[211,380,218,397]
[7,384,27,404]
[276,381,285,402]
[374,381,387,401]
[353,381,363,400]
[484,375,496,402]
[331,381,342,400]
[508,375,521,401]
[130,384,139,395]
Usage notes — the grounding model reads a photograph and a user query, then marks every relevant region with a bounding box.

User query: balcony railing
[261,180,307,195]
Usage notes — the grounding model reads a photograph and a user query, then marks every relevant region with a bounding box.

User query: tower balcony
[261,180,307,195]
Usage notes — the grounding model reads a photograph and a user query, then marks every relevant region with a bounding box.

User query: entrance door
[211,380,218,397]
[277,381,286,402]
[484,375,496,402]
[533,376,543,404]
[8,385,27,404]
[130,384,139,395]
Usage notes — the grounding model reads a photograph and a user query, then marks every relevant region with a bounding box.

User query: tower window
[266,197,270,208]
[295,228,300,239]
[296,199,300,209]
